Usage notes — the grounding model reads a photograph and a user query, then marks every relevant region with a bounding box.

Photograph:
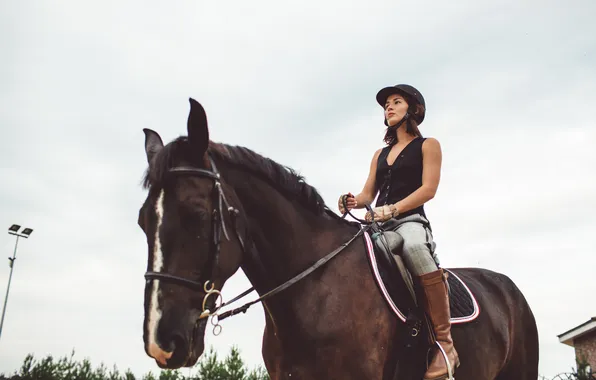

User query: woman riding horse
[338,84,458,380]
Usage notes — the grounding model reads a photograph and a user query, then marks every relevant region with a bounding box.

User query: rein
[209,197,379,330]
[144,154,378,335]
[215,223,372,322]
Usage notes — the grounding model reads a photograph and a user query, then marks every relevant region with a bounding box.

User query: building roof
[558,317,596,346]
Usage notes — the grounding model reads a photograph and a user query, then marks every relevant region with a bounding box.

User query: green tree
[222,347,246,380]
[245,367,269,380]
[572,356,594,380]
[195,347,225,380]
[123,369,137,380]
[192,346,269,380]
[0,346,270,380]
[158,370,183,380]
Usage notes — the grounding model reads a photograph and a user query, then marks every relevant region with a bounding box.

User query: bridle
[144,155,248,325]
[143,153,373,335]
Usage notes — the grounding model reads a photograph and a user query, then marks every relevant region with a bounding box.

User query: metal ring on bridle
[210,313,222,336]
[199,280,223,319]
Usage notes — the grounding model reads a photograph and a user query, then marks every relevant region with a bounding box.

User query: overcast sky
[1,0,595,378]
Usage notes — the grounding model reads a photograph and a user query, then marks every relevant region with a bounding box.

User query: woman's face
[384,94,409,127]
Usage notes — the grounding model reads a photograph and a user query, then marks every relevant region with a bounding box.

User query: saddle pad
[363,231,480,324]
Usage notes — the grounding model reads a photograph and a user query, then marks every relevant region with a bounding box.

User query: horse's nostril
[164,334,180,351]
[155,322,191,367]
[165,333,187,357]
[163,338,175,353]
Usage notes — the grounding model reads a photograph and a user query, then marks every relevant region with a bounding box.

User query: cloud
[1,0,595,378]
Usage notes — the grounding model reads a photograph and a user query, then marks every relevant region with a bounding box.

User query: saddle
[365,219,479,325]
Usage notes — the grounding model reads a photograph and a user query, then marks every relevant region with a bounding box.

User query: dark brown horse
[137,98,539,379]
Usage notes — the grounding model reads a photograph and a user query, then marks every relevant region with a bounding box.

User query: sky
[1,0,595,378]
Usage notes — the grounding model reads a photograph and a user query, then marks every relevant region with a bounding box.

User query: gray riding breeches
[389,214,440,276]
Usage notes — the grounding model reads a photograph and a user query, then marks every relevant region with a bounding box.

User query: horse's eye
[179,206,209,226]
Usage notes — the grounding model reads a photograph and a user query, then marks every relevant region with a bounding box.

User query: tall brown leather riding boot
[418,269,460,380]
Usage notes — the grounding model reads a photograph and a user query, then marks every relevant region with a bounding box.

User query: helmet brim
[376,84,425,108]
[376,87,407,108]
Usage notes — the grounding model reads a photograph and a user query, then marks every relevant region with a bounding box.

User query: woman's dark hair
[383,101,425,146]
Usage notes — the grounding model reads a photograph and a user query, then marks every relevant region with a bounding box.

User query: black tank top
[375,137,427,219]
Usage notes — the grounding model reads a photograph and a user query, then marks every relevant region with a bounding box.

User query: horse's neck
[227,170,413,351]
[230,173,354,300]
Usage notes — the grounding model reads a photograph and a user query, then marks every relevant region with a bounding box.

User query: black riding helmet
[376,84,426,125]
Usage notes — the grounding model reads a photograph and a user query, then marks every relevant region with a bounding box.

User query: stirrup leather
[434,341,455,380]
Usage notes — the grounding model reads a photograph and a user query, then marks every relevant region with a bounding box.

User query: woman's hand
[338,192,357,214]
[365,204,399,222]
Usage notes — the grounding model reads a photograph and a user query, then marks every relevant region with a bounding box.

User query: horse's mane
[209,142,327,213]
[142,137,358,226]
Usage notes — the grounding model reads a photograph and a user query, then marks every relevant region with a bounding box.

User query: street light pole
[0,224,33,341]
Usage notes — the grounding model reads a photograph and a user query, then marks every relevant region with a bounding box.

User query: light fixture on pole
[0,224,34,341]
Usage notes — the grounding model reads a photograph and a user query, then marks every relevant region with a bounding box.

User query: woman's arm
[393,137,442,214]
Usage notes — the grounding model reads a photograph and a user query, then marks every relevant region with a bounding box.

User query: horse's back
[447,267,539,379]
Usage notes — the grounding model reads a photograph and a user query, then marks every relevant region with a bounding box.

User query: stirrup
[434,341,455,380]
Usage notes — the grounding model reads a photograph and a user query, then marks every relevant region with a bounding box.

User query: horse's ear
[143,128,164,164]
[187,98,209,160]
